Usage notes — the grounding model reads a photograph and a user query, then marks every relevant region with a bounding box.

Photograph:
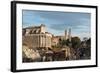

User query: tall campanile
[68,28,71,42]
[65,29,67,40]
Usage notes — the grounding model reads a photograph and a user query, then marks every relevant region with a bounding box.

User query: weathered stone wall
[23,34,52,49]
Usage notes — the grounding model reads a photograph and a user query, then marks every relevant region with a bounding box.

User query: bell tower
[68,28,71,42]
[65,29,67,40]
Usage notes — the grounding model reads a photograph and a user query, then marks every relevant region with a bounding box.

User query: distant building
[51,36,61,46]
[65,29,67,40]
[23,24,52,49]
[52,28,71,46]
[68,28,71,42]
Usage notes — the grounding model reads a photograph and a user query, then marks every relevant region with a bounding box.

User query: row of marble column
[36,34,51,48]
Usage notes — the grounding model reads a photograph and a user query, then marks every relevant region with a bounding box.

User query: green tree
[71,37,81,49]
[82,37,91,48]
[86,38,91,46]
[59,39,65,47]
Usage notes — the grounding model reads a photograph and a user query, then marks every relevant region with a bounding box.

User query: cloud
[22,10,91,39]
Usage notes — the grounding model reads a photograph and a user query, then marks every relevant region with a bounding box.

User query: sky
[22,10,91,40]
